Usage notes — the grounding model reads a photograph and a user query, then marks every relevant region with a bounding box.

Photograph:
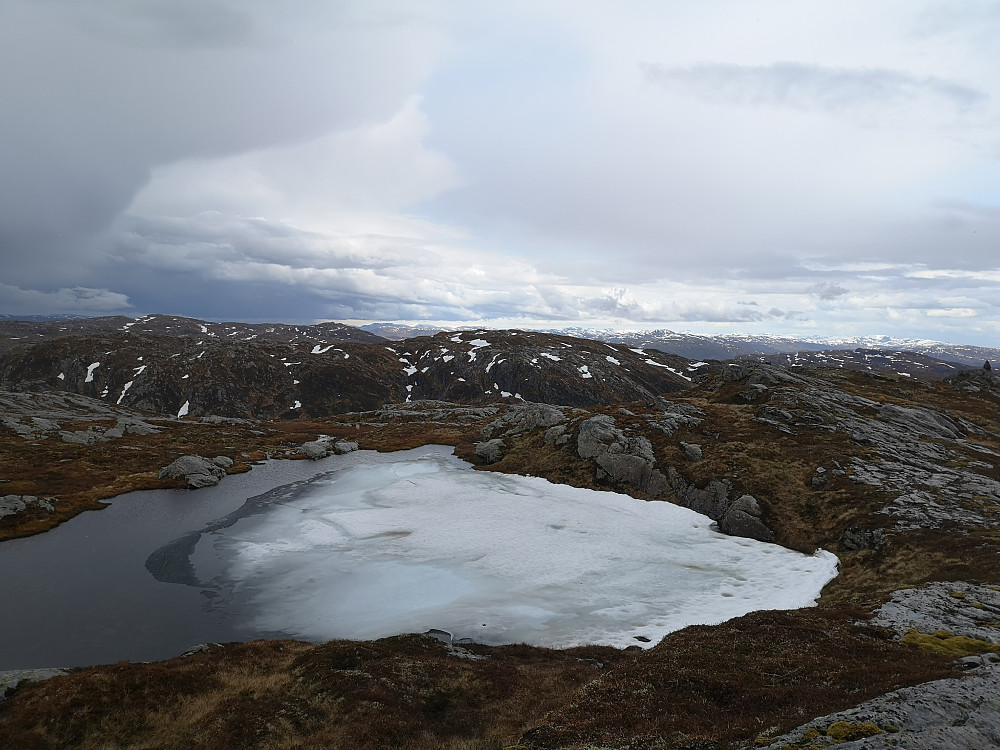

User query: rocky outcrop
[753,667,1000,749]
[754,582,1000,750]
[0,391,164,441]
[0,495,56,520]
[718,363,1000,533]
[481,402,568,439]
[663,469,776,542]
[871,582,1000,646]
[158,455,230,488]
[576,415,669,497]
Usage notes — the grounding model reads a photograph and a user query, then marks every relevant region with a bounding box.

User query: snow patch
[312,344,336,354]
[606,356,620,365]
[540,353,561,362]
[177,401,190,418]
[84,362,100,383]
[579,365,593,379]
[57,372,65,380]
[116,380,134,405]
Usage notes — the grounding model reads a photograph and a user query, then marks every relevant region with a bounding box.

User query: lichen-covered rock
[752,664,1000,749]
[476,438,506,464]
[334,441,359,454]
[0,495,56,520]
[158,455,226,488]
[871,582,1000,645]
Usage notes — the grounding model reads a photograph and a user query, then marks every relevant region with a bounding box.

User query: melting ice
[157,445,838,649]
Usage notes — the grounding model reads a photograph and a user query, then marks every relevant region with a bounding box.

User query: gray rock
[644,400,705,437]
[482,402,567,439]
[841,527,886,552]
[680,442,703,461]
[752,664,1000,749]
[577,415,623,460]
[212,456,234,468]
[666,469,731,519]
[59,427,106,445]
[333,441,359,454]
[158,455,226,488]
[0,495,56,520]
[476,438,506,464]
[544,425,567,444]
[299,440,330,460]
[871,582,1000,645]
[594,453,669,496]
[718,494,775,542]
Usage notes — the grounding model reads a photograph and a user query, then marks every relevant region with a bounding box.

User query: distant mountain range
[362,323,999,368]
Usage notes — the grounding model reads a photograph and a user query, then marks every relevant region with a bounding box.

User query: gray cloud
[642,61,987,113]
[0,0,444,286]
[809,282,850,300]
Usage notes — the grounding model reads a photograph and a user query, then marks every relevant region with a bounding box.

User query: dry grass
[0,637,630,750]
[519,607,957,750]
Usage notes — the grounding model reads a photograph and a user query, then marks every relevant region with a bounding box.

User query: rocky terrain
[1,318,999,749]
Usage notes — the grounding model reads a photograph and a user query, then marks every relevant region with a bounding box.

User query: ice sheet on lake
[165,446,837,649]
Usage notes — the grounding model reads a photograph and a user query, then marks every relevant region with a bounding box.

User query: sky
[1,0,998,344]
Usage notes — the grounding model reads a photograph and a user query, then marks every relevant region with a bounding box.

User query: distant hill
[0,313,384,355]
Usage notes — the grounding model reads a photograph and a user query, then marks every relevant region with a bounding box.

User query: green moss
[948,590,966,599]
[902,628,1000,658]
[885,725,900,733]
[825,720,884,742]
[802,728,821,741]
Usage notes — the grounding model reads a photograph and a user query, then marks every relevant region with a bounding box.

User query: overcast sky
[2,1,998,344]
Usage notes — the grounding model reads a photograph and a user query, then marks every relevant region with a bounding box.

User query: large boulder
[718,494,775,543]
[300,440,331,460]
[476,439,506,464]
[158,455,227,488]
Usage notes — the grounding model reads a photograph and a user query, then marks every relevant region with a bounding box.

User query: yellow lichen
[901,628,1000,658]
[825,720,884,742]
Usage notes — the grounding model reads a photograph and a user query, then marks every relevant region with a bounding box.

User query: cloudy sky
[2,1,998,344]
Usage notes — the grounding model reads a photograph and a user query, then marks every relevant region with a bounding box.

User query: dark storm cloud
[0,0,443,287]
[643,61,987,113]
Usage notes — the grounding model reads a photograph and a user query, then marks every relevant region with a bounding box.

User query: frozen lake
[151,445,838,650]
[0,445,837,669]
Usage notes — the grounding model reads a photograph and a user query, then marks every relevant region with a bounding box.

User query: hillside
[1,323,999,749]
